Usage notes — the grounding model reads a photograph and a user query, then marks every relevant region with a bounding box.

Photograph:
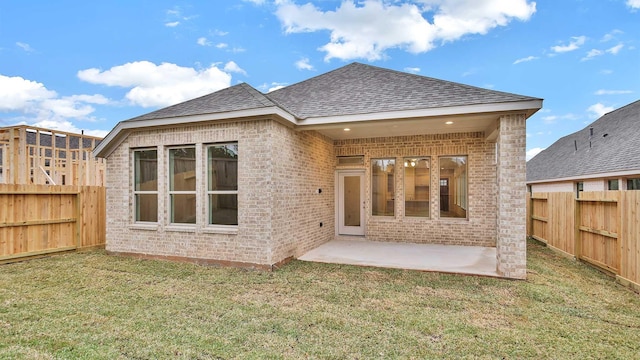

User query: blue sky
[1,0,638,159]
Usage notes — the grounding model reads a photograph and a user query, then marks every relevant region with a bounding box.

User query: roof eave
[296,99,543,127]
[93,106,297,158]
[527,168,640,184]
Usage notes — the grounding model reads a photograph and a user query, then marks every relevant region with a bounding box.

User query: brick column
[496,114,527,279]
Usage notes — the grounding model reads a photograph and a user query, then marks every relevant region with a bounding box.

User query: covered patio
[298,238,500,277]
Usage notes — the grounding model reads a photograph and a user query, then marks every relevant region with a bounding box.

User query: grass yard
[1,240,639,359]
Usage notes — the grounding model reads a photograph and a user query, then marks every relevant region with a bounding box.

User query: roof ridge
[237,82,276,108]
[342,62,541,101]
[600,98,640,117]
[527,99,640,182]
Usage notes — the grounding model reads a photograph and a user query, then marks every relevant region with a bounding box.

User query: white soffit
[312,115,497,140]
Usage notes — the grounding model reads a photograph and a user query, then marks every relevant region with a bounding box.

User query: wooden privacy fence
[0,184,106,263]
[527,191,640,292]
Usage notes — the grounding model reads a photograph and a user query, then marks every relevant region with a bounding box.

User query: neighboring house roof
[94,62,542,158]
[527,99,640,183]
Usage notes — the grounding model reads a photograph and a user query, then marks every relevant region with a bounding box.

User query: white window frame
[403,157,430,218]
[371,158,395,217]
[168,146,197,225]
[206,143,239,228]
[132,148,158,224]
[439,155,468,219]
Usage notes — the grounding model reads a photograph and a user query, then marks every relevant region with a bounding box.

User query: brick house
[527,99,640,195]
[94,63,542,279]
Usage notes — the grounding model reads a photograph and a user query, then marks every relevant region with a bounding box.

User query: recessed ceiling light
[445,121,454,125]
[344,128,351,131]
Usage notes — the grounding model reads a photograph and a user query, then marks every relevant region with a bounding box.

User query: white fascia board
[93,106,296,158]
[527,169,640,184]
[296,99,543,127]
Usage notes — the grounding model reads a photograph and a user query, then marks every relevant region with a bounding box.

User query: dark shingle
[527,100,640,182]
[125,83,279,122]
[268,62,539,119]
[121,62,539,123]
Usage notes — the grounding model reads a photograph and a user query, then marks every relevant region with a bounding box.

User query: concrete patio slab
[298,239,500,277]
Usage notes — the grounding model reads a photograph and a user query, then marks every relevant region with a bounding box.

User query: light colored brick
[105,117,527,277]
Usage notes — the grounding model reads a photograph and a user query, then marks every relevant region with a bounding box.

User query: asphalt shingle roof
[268,62,539,119]
[126,83,279,122]
[123,62,540,123]
[527,99,640,182]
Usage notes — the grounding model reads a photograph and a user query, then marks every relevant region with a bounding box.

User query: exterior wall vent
[337,156,364,166]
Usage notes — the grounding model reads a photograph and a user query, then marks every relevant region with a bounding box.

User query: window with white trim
[439,156,467,218]
[133,149,158,222]
[372,158,395,216]
[404,157,430,217]
[207,143,238,226]
[169,147,197,224]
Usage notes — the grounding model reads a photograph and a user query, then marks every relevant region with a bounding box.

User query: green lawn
[1,240,639,359]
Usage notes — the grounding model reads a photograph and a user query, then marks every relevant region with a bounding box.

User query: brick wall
[334,132,497,247]
[270,125,336,261]
[106,119,524,272]
[496,114,527,279]
[105,120,276,266]
[105,119,338,267]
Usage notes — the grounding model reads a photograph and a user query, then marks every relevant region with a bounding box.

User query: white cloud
[216,43,229,49]
[244,0,266,4]
[16,42,34,52]
[526,147,544,161]
[606,43,623,54]
[275,0,536,61]
[404,67,420,73]
[461,68,476,77]
[197,37,212,46]
[627,0,640,9]
[260,82,288,92]
[21,119,109,138]
[223,61,247,75]
[295,57,315,71]
[541,113,579,124]
[211,29,229,36]
[164,7,196,27]
[594,89,633,95]
[551,36,586,53]
[77,61,233,108]
[513,55,538,64]
[0,74,111,135]
[600,69,613,75]
[268,85,286,92]
[587,103,614,118]
[601,29,623,42]
[581,43,623,61]
[0,74,56,111]
[581,48,603,61]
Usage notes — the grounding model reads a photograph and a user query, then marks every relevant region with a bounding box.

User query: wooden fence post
[75,187,82,249]
[527,193,533,237]
[574,196,581,261]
